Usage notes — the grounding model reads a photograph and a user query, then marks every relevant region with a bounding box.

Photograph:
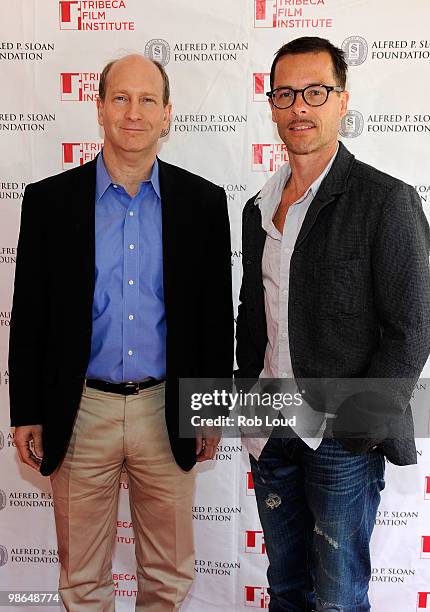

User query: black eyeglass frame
[266,84,344,109]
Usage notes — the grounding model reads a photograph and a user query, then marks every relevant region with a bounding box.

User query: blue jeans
[249,430,385,612]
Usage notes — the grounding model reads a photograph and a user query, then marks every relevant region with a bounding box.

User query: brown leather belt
[85,378,162,395]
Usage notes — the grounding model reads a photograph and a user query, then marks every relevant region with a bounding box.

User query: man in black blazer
[236,37,430,611]
[9,54,233,610]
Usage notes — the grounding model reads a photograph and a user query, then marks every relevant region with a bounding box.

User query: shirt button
[113,184,118,189]
[129,244,135,250]
[282,289,288,295]
[128,280,134,286]
[281,372,288,378]
[128,350,133,356]
[129,314,134,320]
[282,332,288,338]
[129,211,134,216]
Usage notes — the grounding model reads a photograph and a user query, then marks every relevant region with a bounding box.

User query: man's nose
[125,99,142,120]
[290,91,308,114]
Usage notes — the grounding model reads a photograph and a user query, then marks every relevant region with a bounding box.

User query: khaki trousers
[50,383,195,611]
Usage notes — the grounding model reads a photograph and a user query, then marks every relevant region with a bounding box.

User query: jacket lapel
[67,158,97,305]
[248,202,267,273]
[295,142,355,248]
[157,158,187,328]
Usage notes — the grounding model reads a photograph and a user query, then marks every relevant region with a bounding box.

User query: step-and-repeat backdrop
[1,1,430,610]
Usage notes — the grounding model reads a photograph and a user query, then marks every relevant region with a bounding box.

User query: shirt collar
[256,143,339,228]
[95,151,111,202]
[150,157,161,199]
[96,149,161,201]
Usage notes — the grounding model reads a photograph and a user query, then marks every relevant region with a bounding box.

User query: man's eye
[279,90,293,98]
[142,97,155,104]
[114,96,127,102]
[308,89,323,96]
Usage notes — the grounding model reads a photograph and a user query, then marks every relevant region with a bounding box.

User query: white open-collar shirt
[244,146,338,460]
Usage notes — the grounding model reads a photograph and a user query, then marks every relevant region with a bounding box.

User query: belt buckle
[124,382,139,395]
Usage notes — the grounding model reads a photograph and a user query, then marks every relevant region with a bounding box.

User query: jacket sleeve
[368,183,430,379]
[9,183,48,426]
[333,182,430,444]
[203,187,234,379]
[235,198,265,385]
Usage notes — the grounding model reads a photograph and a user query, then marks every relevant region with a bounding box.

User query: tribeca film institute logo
[144,39,170,66]
[62,142,103,169]
[58,1,135,31]
[245,585,270,608]
[421,535,430,560]
[252,144,288,173]
[253,0,332,30]
[418,592,430,610]
[253,73,270,102]
[60,72,100,102]
[246,471,255,496]
[341,36,368,66]
[425,476,430,500]
[245,530,265,554]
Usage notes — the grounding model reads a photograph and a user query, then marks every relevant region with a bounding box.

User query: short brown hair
[270,36,348,90]
[98,56,170,105]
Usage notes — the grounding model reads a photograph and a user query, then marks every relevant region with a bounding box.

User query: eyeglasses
[266,84,344,109]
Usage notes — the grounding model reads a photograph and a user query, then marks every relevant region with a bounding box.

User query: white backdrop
[1,1,430,610]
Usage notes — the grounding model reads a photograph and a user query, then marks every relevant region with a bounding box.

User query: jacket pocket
[313,259,367,316]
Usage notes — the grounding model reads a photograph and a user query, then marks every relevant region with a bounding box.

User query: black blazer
[236,142,430,465]
[9,157,234,476]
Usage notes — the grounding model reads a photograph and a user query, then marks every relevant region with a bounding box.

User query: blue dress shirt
[86,152,166,383]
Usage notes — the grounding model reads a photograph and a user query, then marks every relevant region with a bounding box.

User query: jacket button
[246,259,252,265]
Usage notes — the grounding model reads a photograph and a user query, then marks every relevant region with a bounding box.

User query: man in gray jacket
[236,36,430,611]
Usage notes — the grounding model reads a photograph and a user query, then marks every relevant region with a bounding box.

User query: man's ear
[97,97,104,127]
[269,98,277,124]
[163,101,172,128]
[339,89,349,119]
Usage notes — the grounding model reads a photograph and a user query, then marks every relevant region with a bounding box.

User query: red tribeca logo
[418,592,430,610]
[59,1,82,29]
[246,471,255,496]
[58,1,134,31]
[253,73,270,102]
[245,586,270,608]
[254,0,332,30]
[60,73,100,102]
[252,144,288,173]
[245,530,266,554]
[62,142,102,169]
[254,0,277,28]
[425,476,430,500]
[421,536,430,559]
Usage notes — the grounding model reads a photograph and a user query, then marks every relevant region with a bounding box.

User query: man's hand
[14,425,43,471]
[195,427,221,462]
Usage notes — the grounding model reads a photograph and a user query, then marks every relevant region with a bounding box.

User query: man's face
[270,51,349,157]
[97,55,171,156]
